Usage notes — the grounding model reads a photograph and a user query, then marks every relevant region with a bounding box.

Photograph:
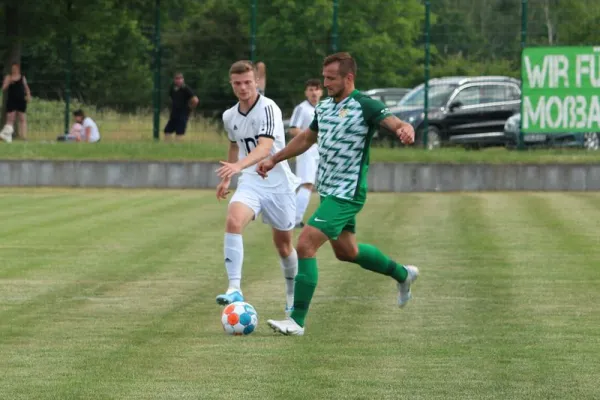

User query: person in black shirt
[0,63,31,142]
[164,72,199,141]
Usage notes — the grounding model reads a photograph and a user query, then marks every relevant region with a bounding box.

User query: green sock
[353,243,407,282]
[290,257,318,327]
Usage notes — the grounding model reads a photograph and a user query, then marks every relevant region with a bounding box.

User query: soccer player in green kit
[257,52,419,336]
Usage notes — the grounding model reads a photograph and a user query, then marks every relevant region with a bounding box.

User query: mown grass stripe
[1,191,600,400]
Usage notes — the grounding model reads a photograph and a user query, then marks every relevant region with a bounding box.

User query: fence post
[152,0,161,141]
[250,0,257,62]
[64,0,72,135]
[518,0,528,150]
[331,0,339,53]
[423,0,431,149]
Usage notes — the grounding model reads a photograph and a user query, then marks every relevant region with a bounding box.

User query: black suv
[376,76,521,149]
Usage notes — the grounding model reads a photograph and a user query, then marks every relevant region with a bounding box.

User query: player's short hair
[323,52,357,77]
[305,79,322,90]
[229,60,257,77]
[174,72,184,78]
[73,109,85,118]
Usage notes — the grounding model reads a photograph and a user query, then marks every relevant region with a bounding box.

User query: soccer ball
[221,301,258,335]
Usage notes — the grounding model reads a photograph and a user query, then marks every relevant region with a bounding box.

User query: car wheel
[583,132,599,150]
[417,126,442,150]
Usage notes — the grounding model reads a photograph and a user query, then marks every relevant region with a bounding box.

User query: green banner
[521,46,600,133]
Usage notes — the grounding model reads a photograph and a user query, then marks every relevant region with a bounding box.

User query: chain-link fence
[2,0,598,145]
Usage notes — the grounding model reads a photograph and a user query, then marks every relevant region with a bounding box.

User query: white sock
[295,187,312,224]
[224,233,244,293]
[280,248,298,307]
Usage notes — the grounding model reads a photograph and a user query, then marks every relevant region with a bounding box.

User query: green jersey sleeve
[359,97,392,127]
[309,110,319,132]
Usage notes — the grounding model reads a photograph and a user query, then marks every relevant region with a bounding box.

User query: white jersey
[290,100,318,158]
[82,117,100,143]
[223,94,299,193]
[290,100,315,130]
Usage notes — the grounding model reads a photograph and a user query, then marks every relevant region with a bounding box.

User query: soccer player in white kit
[215,60,300,316]
[288,79,323,228]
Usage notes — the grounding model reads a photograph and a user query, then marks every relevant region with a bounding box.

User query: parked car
[375,76,521,149]
[503,113,600,150]
[363,88,411,108]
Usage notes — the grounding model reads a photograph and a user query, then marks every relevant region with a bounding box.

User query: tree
[2,0,600,118]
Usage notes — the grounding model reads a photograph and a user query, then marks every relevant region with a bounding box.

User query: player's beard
[328,87,343,98]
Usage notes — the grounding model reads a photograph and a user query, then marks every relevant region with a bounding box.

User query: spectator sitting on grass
[67,122,82,140]
[57,110,100,143]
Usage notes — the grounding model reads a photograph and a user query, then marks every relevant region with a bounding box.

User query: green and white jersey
[309,89,391,203]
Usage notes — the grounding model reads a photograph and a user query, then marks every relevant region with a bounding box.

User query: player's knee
[275,240,293,258]
[225,215,245,234]
[296,237,317,258]
[333,247,358,262]
[333,240,359,262]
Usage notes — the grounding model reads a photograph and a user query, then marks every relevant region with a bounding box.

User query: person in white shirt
[215,60,300,316]
[288,79,323,228]
[58,109,100,142]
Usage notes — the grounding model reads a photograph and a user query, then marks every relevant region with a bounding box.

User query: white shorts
[230,184,296,231]
[296,145,319,185]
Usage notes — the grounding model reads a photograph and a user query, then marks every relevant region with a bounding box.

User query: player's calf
[272,228,298,315]
[217,202,255,306]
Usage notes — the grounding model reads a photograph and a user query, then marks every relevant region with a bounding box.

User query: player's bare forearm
[85,127,91,142]
[227,142,239,163]
[288,127,302,137]
[235,140,272,170]
[272,129,317,164]
[380,115,410,131]
[380,115,415,144]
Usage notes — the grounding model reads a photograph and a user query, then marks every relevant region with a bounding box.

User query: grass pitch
[0,190,599,399]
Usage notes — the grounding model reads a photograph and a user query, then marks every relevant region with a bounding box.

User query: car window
[384,96,403,106]
[453,86,480,106]
[399,84,457,108]
[480,85,508,104]
[506,85,521,101]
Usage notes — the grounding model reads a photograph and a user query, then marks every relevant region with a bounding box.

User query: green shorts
[307,195,364,240]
